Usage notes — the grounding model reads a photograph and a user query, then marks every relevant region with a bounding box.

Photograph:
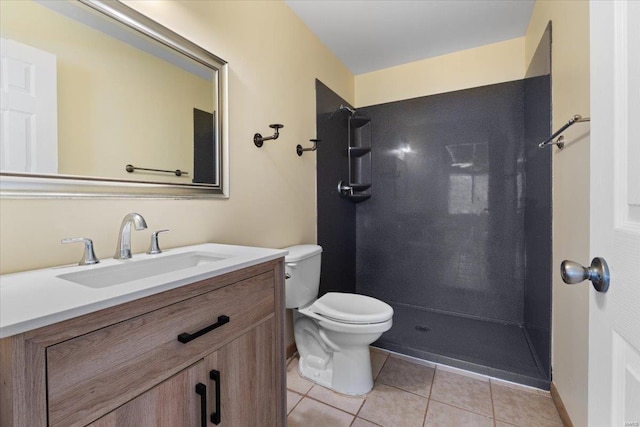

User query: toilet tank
[284,245,322,309]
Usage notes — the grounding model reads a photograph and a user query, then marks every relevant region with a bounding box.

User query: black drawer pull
[210,370,221,425]
[177,315,230,344]
[195,383,207,427]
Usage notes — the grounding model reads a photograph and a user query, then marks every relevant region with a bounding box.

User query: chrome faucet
[114,213,148,259]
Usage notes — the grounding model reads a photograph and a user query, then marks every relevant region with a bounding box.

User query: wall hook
[254,124,284,147]
[297,139,320,156]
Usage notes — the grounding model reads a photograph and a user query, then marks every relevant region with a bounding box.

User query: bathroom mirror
[0,0,229,198]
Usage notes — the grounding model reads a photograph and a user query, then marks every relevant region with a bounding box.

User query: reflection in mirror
[0,0,228,197]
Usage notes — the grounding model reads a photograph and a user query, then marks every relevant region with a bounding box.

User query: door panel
[0,38,57,173]
[589,1,640,426]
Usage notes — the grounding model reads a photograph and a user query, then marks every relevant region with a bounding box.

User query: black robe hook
[297,139,320,156]
[254,124,284,147]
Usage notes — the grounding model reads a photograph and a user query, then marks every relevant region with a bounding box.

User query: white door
[0,38,58,174]
[589,1,640,426]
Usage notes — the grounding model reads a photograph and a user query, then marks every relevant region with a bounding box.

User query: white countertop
[0,243,287,338]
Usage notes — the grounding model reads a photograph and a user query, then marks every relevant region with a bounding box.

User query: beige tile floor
[286,348,564,427]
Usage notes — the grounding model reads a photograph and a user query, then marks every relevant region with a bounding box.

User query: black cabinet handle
[177,315,230,344]
[195,383,207,427]
[210,370,221,425]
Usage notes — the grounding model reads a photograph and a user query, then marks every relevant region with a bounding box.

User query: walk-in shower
[315,25,552,390]
[355,76,550,389]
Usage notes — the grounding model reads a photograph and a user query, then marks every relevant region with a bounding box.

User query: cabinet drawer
[46,271,275,427]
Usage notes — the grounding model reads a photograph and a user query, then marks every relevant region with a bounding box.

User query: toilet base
[298,344,374,396]
[298,353,334,390]
[293,307,392,396]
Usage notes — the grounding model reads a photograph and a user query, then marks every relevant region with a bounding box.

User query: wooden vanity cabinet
[0,259,286,427]
[89,319,275,427]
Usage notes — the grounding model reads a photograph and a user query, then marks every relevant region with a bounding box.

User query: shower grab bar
[125,164,188,177]
[538,114,590,149]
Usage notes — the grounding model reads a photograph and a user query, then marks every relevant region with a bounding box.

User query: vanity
[0,244,287,426]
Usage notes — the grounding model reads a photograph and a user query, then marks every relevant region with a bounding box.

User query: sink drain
[415,325,430,333]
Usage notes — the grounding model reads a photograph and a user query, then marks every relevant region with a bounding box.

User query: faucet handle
[147,229,169,255]
[62,237,100,265]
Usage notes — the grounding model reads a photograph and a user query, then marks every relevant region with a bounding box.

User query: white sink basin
[57,252,230,288]
[0,243,288,339]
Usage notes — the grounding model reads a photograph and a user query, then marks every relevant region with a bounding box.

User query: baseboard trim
[286,342,297,359]
[551,382,574,427]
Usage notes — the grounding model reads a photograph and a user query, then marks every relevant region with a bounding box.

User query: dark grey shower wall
[356,81,526,324]
[523,23,553,379]
[523,74,552,378]
[315,80,357,296]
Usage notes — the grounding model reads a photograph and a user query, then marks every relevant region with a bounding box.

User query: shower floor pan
[373,303,550,390]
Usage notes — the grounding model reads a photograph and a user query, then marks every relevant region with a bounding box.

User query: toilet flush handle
[285,262,296,280]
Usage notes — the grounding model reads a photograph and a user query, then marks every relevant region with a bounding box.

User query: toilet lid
[310,293,394,324]
[284,245,322,262]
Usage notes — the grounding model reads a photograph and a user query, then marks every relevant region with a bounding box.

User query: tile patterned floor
[286,348,564,427]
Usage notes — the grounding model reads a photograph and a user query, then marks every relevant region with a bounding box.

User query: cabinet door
[88,318,275,427]
[217,318,275,426]
[88,355,216,427]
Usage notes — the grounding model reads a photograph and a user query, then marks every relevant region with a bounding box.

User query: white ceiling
[285,0,535,75]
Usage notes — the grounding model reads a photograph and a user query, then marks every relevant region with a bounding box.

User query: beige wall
[0,0,353,274]
[525,3,590,427]
[354,37,525,107]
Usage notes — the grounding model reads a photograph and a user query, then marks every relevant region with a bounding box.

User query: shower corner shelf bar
[349,183,371,192]
[339,115,372,203]
[349,147,371,157]
[350,117,371,128]
[338,181,371,203]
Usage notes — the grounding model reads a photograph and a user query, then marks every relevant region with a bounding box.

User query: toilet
[284,244,393,395]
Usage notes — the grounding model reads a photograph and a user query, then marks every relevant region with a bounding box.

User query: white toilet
[285,244,393,395]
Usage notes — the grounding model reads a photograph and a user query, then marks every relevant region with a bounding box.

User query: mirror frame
[0,0,229,199]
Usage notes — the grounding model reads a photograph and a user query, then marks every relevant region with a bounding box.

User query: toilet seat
[309,292,394,324]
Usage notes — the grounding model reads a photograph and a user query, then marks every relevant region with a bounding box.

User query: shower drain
[415,325,431,333]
